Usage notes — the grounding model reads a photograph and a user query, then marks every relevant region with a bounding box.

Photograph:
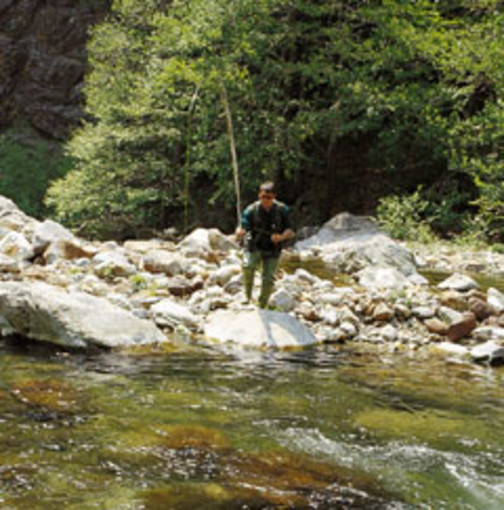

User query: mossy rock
[11,378,84,414]
[354,408,497,447]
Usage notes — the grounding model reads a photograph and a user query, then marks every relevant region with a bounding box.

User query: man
[235,181,294,308]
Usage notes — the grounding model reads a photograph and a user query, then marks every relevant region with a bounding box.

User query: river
[0,334,502,509]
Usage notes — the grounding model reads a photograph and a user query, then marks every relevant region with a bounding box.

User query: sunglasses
[259,194,274,201]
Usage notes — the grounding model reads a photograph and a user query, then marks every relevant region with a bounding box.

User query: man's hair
[259,181,276,194]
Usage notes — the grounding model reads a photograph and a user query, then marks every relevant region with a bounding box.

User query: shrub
[376,187,436,243]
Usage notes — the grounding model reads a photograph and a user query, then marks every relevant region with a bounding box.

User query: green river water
[0,335,502,509]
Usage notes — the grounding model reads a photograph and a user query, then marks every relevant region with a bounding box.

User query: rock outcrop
[0,0,109,138]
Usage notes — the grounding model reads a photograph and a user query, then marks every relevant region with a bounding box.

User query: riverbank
[0,196,503,365]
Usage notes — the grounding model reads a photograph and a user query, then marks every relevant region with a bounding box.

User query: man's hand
[235,227,246,239]
[271,229,294,244]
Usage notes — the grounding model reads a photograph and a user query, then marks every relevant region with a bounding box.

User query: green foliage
[46,0,504,239]
[0,129,71,218]
[376,187,436,243]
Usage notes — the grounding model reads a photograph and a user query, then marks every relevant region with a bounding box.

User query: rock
[178,228,237,258]
[0,231,34,262]
[437,306,463,325]
[487,287,504,313]
[208,264,241,287]
[412,306,436,319]
[380,324,398,342]
[446,312,477,342]
[407,273,429,286]
[468,297,495,321]
[470,341,504,365]
[295,213,417,275]
[165,276,203,297]
[269,288,296,312]
[318,288,355,306]
[293,268,319,285]
[93,251,136,278]
[150,299,200,329]
[437,273,478,292]
[0,253,19,273]
[296,304,320,322]
[433,342,469,357]
[43,238,98,264]
[223,274,243,295]
[372,302,394,321]
[438,290,469,311]
[204,309,318,348]
[424,318,448,335]
[471,326,504,341]
[340,321,358,338]
[142,250,186,275]
[32,219,75,253]
[357,266,412,290]
[0,195,34,232]
[393,303,412,319]
[0,281,165,348]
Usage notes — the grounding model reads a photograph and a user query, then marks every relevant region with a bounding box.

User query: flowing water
[0,336,502,509]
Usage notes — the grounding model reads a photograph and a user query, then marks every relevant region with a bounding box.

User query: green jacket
[241,200,292,255]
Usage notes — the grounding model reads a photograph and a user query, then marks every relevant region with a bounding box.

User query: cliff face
[0,0,110,140]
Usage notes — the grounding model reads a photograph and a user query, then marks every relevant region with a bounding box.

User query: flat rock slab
[204,308,318,349]
[0,281,166,349]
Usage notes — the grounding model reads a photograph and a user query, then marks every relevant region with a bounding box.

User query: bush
[376,187,436,243]
[0,129,71,218]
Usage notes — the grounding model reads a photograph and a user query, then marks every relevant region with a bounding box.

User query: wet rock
[204,309,318,348]
[446,312,477,342]
[11,379,82,414]
[437,273,478,292]
[470,341,504,365]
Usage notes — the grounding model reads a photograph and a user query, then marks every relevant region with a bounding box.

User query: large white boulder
[0,281,166,349]
[204,308,318,348]
[294,213,417,275]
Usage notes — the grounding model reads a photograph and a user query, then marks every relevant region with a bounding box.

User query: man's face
[258,191,275,210]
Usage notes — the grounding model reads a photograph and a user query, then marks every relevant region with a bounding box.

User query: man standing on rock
[235,181,294,308]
